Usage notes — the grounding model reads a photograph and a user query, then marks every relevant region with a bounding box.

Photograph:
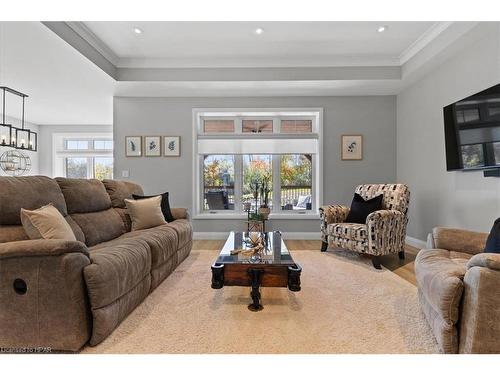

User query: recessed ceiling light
[133,27,143,34]
[255,28,264,35]
[377,25,387,33]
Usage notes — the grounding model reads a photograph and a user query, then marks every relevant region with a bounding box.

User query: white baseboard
[193,232,320,240]
[406,235,426,249]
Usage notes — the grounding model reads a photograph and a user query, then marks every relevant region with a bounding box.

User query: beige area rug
[83,250,439,354]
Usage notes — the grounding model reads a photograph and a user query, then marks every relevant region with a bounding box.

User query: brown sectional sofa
[0,176,192,351]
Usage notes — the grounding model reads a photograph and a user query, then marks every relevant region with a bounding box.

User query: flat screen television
[443,83,500,171]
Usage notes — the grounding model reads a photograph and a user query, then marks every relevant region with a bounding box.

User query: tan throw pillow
[125,196,167,231]
[21,204,77,241]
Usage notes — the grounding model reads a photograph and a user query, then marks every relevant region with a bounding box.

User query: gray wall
[114,96,397,234]
[397,25,500,241]
[38,124,113,177]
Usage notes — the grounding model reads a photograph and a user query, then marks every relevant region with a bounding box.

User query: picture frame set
[341,134,363,160]
[125,136,181,157]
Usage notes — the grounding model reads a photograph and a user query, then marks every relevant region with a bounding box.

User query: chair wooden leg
[321,238,328,252]
[398,250,405,260]
[371,256,382,270]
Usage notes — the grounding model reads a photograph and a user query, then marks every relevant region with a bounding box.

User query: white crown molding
[398,21,454,65]
[116,56,401,69]
[66,21,120,66]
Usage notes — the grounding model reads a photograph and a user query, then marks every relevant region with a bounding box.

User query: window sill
[193,212,319,220]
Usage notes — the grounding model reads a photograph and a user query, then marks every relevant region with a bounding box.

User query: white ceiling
[0,22,115,125]
[0,21,479,125]
[83,21,436,68]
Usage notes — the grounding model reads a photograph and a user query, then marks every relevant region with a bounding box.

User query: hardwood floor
[192,239,419,286]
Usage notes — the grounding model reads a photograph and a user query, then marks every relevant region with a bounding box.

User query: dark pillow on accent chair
[345,193,383,224]
[484,217,500,254]
[132,192,174,223]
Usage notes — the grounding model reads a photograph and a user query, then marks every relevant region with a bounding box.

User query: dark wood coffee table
[211,231,302,311]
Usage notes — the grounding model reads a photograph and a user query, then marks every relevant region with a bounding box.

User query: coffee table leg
[211,263,224,289]
[248,268,264,312]
[288,264,302,292]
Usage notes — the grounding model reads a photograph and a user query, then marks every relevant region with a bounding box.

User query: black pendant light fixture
[0,86,37,151]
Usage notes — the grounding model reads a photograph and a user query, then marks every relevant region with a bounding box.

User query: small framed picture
[125,136,142,157]
[163,136,181,157]
[341,135,363,160]
[144,136,161,157]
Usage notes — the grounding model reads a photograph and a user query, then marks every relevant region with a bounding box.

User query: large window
[54,134,113,179]
[194,109,322,217]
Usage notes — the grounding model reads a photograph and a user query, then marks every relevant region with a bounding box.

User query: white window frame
[52,132,113,179]
[192,108,323,220]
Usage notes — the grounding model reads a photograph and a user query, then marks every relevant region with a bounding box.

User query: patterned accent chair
[319,184,410,269]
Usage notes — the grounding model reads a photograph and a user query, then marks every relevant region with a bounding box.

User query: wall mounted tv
[443,83,500,172]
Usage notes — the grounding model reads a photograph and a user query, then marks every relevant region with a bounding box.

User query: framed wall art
[163,136,181,157]
[341,135,363,160]
[144,136,161,157]
[125,136,142,157]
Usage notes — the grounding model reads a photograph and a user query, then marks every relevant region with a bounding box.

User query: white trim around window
[192,108,323,219]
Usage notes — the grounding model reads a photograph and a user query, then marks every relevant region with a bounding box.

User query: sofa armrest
[0,240,91,351]
[366,210,408,255]
[0,239,89,260]
[432,227,488,255]
[319,205,350,242]
[460,258,500,353]
[319,205,349,224]
[467,253,500,271]
[170,207,190,220]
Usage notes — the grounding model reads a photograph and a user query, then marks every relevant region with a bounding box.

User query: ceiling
[83,21,436,68]
[0,22,115,125]
[0,21,481,125]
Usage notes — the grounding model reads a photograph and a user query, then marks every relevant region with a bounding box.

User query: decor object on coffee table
[144,136,161,157]
[163,136,180,156]
[125,136,142,157]
[341,134,363,160]
[211,231,302,311]
[415,226,500,353]
[319,183,410,269]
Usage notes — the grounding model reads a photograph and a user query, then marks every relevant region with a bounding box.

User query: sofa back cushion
[0,176,68,225]
[102,179,144,208]
[355,184,410,214]
[56,178,112,214]
[56,178,125,246]
[71,209,126,247]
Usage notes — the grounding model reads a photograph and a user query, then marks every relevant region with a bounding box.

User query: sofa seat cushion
[415,249,471,324]
[327,223,368,241]
[85,237,151,310]
[166,219,193,247]
[92,224,178,269]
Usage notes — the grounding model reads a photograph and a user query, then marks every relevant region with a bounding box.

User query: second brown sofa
[0,176,192,351]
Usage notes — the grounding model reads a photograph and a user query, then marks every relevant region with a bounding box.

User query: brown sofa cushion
[84,237,151,345]
[92,224,178,270]
[0,176,67,225]
[433,227,488,255]
[0,225,29,243]
[415,248,470,324]
[166,219,193,248]
[56,178,111,214]
[102,179,144,209]
[70,209,126,247]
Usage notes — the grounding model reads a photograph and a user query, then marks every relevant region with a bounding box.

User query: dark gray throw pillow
[484,217,500,254]
[132,192,175,223]
[345,193,383,224]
